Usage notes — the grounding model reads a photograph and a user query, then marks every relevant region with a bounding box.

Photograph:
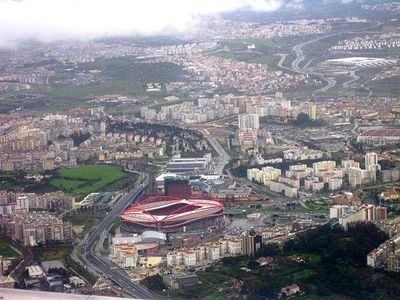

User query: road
[279,22,383,98]
[342,71,360,89]
[77,173,159,299]
[291,32,340,74]
[206,132,297,206]
[290,32,340,97]
[207,137,231,175]
[276,53,294,73]
[230,175,296,207]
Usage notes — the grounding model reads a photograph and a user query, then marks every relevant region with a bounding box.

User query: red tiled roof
[361,128,400,137]
[335,197,349,205]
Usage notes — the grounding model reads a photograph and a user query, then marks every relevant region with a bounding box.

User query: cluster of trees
[144,224,400,299]
[70,132,91,147]
[220,223,398,299]
[281,223,400,299]
[141,274,166,292]
[283,223,387,267]
[57,131,91,147]
[289,112,325,127]
[0,170,58,194]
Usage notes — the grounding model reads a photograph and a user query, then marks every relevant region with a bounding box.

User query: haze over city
[0,0,400,300]
[0,0,356,46]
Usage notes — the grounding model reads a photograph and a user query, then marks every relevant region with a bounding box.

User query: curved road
[279,22,383,98]
[342,72,360,89]
[290,32,341,97]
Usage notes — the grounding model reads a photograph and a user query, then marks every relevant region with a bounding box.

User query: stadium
[121,194,224,233]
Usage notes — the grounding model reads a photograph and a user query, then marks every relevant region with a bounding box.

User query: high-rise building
[365,152,380,171]
[164,178,192,198]
[308,102,317,120]
[365,152,381,183]
[238,114,260,130]
[329,205,351,219]
[100,121,106,135]
[242,229,263,257]
[338,205,387,229]
[1,212,72,246]
[16,196,29,213]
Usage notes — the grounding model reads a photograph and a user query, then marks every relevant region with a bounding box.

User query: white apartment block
[167,236,243,268]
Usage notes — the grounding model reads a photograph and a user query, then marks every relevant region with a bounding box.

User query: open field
[221,38,278,50]
[82,57,188,84]
[33,244,73,261]
[246,55,280,70]
[0,238,18,257]
[67,216,95,237]
[211,51,280,71]
[370,76,400,97]
[246,55,277,64]
[0,57,189,112]
[51,164,129,196]
[211,51,237,60]
[210,39,281,71]
[261,201,329,213]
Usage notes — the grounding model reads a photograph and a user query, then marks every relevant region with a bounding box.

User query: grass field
[65,214,97,237]
[33,244,73,261]
[211,51,280,71]
[0,238,18,257]
[51,164,127,196]
[211,51,237,60]
[370,76,400,97]
[246,55,280,71]
[1,57,189,113]
[288,268,316,280]
[246,55,277,65]
[221,39,277,50]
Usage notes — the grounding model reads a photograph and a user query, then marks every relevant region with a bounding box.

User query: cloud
[0,0,287,46]
[285,0,303,10]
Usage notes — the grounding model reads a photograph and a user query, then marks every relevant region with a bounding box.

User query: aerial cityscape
[1,0,400,299]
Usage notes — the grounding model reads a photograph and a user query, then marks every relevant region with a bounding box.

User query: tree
[247,260,260,269]
[70,131,91,147]
[141,274,166,292]
[290,112,324,128]
[262,243,280,257]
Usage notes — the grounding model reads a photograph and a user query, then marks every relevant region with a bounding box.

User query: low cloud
[0,0,287,46]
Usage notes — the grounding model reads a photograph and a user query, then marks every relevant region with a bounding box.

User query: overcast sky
[0,0,354,47]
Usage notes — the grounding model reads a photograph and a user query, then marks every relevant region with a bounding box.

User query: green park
[50,164,132,197]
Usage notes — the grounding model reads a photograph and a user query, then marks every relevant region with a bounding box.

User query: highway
[279,22,383,98]
[342,71,360,89]
[207,137,231,176]
[291,32,340,74]
[290,32,341,97]
[77,173,159,299]
[206,134,295,206]
[229,174,297,207]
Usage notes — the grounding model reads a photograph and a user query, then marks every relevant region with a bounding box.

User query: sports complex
[121,194,224,233]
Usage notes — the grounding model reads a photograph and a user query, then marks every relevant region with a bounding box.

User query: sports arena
[121,194,224,233]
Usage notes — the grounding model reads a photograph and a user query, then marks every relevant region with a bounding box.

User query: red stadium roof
[360,128,400,137]
[121,195,223,229]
